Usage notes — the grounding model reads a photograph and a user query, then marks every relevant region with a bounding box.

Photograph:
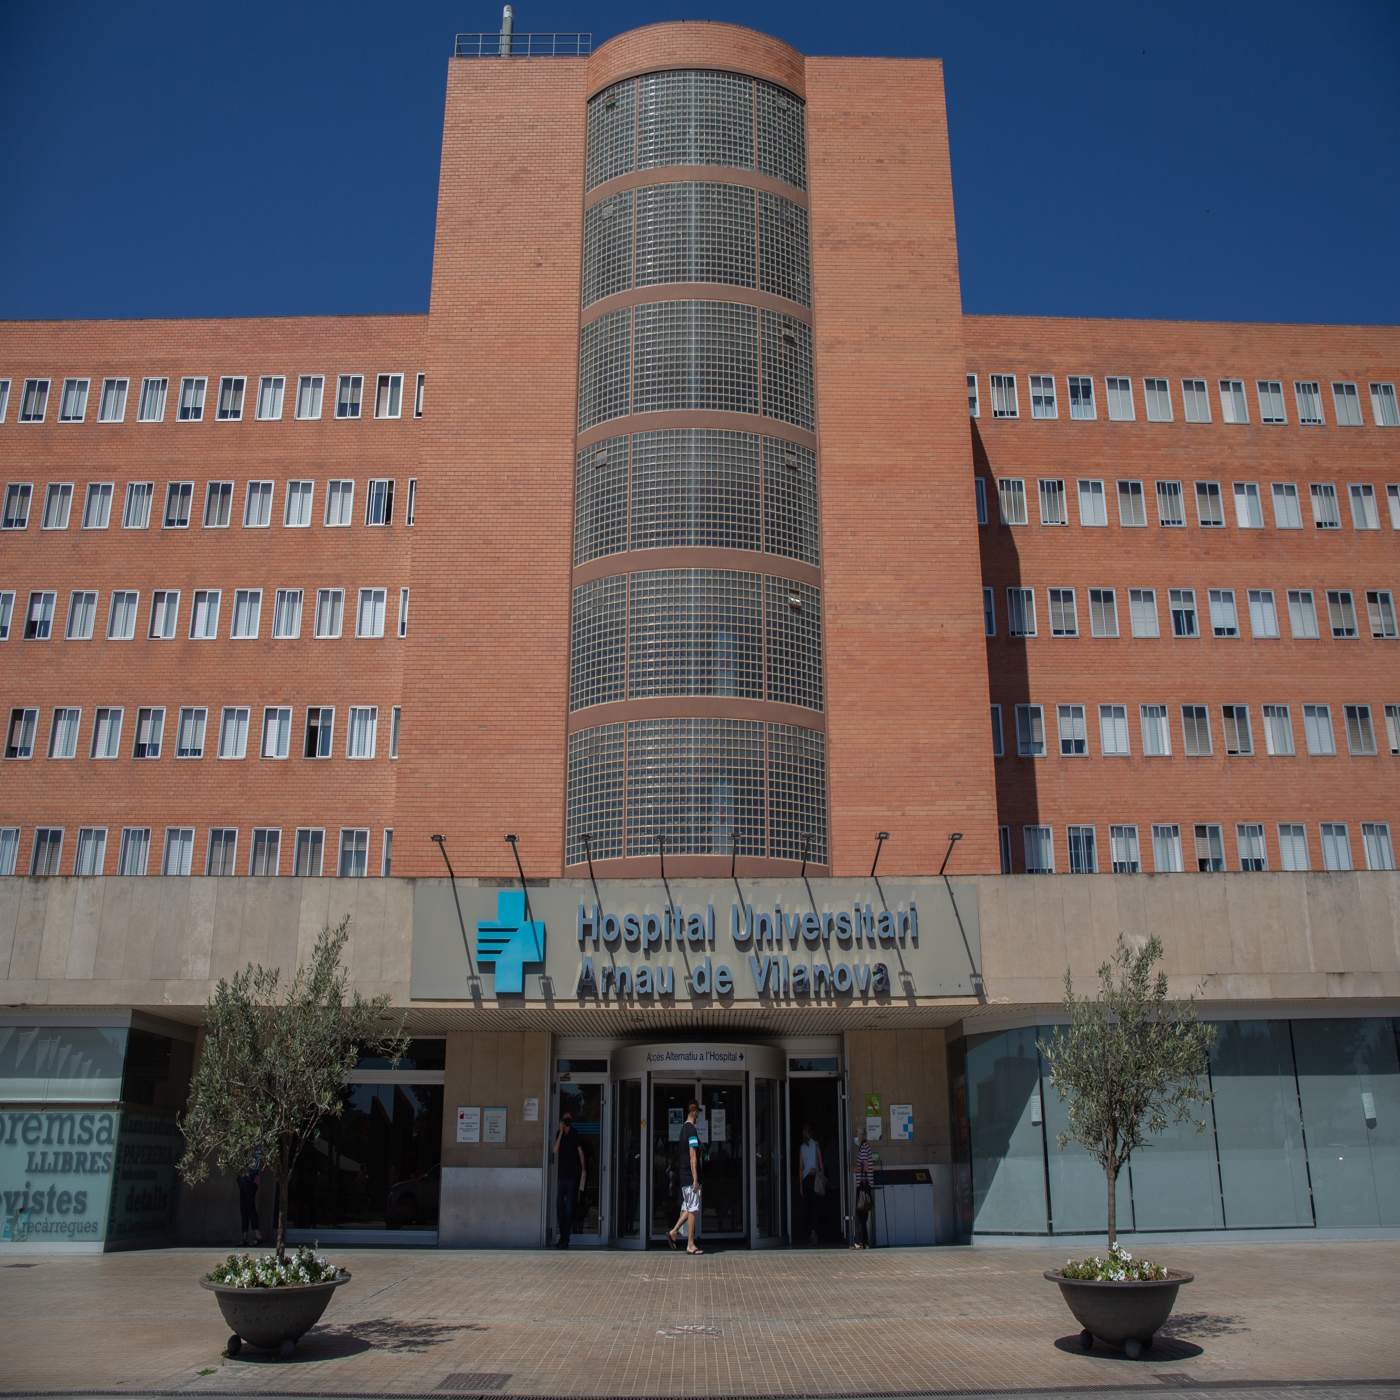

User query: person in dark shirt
[552,1111,586,1248]
[666,1101,704,1255]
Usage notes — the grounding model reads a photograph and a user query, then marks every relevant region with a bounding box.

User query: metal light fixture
[938,831,964,877]
[871,831,890,878]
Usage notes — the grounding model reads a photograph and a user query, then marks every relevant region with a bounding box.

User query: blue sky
[2,0,1397,324]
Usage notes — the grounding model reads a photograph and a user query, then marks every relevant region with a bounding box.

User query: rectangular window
[1362,823,1395,872]
[1105,376,1134,421]
[137,376,168,422]
[203,480,232,528]
[356,587,386,638]
[1288,589,1319,640]
[1155,479,1185,526]
[997,478,1027,525]
[1015,704,1045,757]
[1181,704,1212,756]
[255,375,285,421]
[1141,703,1171,756]
[1310,483,1341,529]
[1370,382,1399,427]
[1208,587,1239,637]
[1271,481,1302,529]
[1195,480,1224,527]
[1048,587,1077,637]
[974,476,987,525]
[218,706,250,760]
[1278,823,1310,871]
[335,374,363,419]
[365,478,395,526]
[1067,825,1097,873]
[5,707,37,760]
[118,828,150,876]
[1248,589,1279,638]
[1257,379,1286,424]
[1345,703,1376,755]
[58,377,89,422]
[96,377,128,423]
[1117,479,1146,526]
[65,590,96,641]
[998,826,1012,875]
[148,589,179,639]
[230,589,262,639]
[374,373,403,419]
[1109,824,1140,873]
[2,482,32,529]
[1233,481,1264,528]
[1349,483,1380,530]
[1195,823,1225,872]
[216,375,245,420]
[983,586,995,637]
[325,479,354,527]
[48,707,80,759]
[1169,587,1198,638]
[284,479,314,527]
[1152,824,1184,873]
[1389,484,1400,528]
[1332,381,1362,426]
[1386,704,1400,756]
[91,707,122,759]
[250,828,282,876]
[177,376,206,421]
[41,482,73,530]
[1022,825,1054,874]
[295,374,324,419]
[133,706,164,760]
[1029,374,1057,419]
[294,828,325,876]
[1099,703,1130,756]
[30,829,64,876]
[990,704,1003,757]
[1321,822,1352,872]
[176,706,207,759]
[1143,377,1172,422]
[1237,823,1267,871]
[1368,589,1398,639]
[1057,703,1087,756]
[24,591,56,640]
[389,706,400,759]
[1219,378,1248,423]
[382,830,393,877]
[1263,704,1294,756]
[0,591,11,641]
[1077,479,1106,526]
[338,828,370,877]
[1182,377,1210,422]
[108,591,138,640]
[206,829,238,877]
[81,481,113,529]
[1303,704,1335,756]
[1006,587,1036,638]
[0,380,9,423]
[1223,703,1253,756]
[347,706,378,759]
[1128,587,1159,638]
[163,480,193,528]
[261,706,292,760]
[20,378,50,423]
[1067,375,1096,419]
[190,588,220,640]
[1088,587,1118,637]
[243,480,274,528]
[1037,477,1066,525]
[966,373,978,418]
[990,373,1018,418]
[1294,380,1323,425]
[1327,589,1357,639]
[122,481,153,529]
[314,588,344,639]
[273,588,303,639]
[304,707,334,759]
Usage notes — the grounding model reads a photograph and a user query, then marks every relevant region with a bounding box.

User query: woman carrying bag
[851,1131,875,1249]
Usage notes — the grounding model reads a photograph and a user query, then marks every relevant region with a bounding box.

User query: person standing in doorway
[667,1101,704,1254]
[237,1144,263,1247]
[851,1130,875,1248]
[798,1122,825,1245]
[552,1110,586,1248]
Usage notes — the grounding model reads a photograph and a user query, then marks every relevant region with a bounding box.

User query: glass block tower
[566,67,828,874]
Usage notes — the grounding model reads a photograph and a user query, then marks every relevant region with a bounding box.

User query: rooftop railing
[453,31,592,57]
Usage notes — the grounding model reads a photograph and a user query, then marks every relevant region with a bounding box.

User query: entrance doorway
[789,1076,845,1246]
[649,1079,746,1241]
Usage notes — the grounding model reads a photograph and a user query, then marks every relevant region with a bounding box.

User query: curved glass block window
[763,437,819,563]
[628,569,763,700]
[761,310,814,429]
[758,192,811,305]
[585,79,636,190]
[635,182,755,290]
[768,723,827,861]
[637,70,753,173]
[756,80,807,191]
[765,577,823,710]
[569,576,627,710]
[631,429,760,551]
[578,307,631,430]
[634,301,757,415]
[626,717,765,857]
[574,436,629,564]
[581,191,634,305]
[565,723,624,862]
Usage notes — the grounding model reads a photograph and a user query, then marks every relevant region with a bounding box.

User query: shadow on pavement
[227,1318,487,1363]
[1052,1334,1205,1361]
[1160,1310,1249,1339]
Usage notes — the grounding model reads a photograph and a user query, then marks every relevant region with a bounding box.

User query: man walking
[552,1110,586,1248]
[666,1101,704,1255]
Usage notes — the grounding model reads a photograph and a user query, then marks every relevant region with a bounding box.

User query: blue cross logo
[475,891,545,995]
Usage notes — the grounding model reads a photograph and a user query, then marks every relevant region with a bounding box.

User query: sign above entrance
[644,1047,747,1070]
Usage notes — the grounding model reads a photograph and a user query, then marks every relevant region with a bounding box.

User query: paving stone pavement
[0,1241,1397,1397]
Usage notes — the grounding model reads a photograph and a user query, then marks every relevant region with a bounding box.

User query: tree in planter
[1038,934,1215,1250]
[178,918,408,1260]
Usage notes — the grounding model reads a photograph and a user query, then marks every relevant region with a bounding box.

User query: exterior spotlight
[505,834,532,923]
[430,834,445,845]
[939,831,964,877]
[871,831,890,878]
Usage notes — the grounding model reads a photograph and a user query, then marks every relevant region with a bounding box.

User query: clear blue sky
[2,0,1397,324]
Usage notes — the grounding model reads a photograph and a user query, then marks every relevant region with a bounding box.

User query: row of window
[1000,821,1396,876]
[0,373,422,425]
[984,585,1396,641]
[969,373,1400,429]
[4,704,400,762]
[7,825,393,879]
[1,476,415,532]
[993,701,1400,761]
[3,585,409,643]
[980,475,1400,533]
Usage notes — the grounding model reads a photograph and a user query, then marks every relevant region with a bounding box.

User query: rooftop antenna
[499,4,514,56]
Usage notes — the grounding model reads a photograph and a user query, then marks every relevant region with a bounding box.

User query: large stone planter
[201,1272,350,1356]
[1045,1269,1192,1358]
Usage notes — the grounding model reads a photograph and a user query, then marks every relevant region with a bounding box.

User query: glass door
[555,1079,606,1245]
[614,1078,644,1247]
[700,1080,746,1238]
[649,1080,695,1240]
[752,1076,784,1245]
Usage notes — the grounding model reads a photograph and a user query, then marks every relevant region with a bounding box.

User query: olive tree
[178,919,408,1258]
[1038,934,1215,1248]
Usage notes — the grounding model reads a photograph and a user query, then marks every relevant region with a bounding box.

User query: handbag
[856,1186,872,1214]
[813,1169,827,1198]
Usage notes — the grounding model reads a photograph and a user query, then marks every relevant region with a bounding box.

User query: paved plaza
[1,1240,1398,1398]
